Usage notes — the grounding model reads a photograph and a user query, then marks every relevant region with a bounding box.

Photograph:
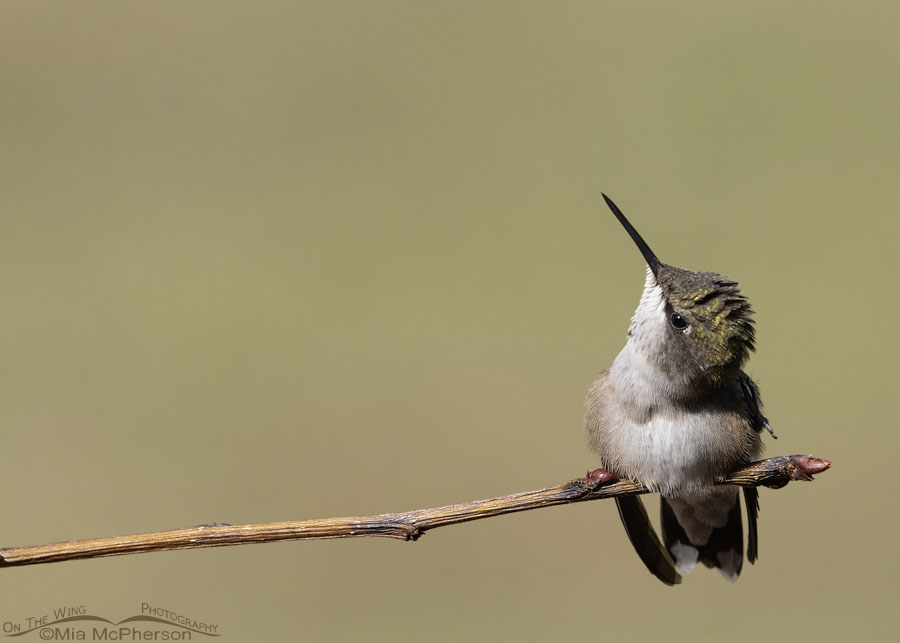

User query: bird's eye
[669,312,688,331]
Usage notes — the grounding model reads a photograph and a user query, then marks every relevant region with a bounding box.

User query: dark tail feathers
[660,491,751,582]
[614,496,682,586]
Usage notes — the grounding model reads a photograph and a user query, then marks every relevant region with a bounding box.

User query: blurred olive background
[1,1,897,641]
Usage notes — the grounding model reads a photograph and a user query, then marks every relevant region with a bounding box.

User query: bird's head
[603,194,756,386]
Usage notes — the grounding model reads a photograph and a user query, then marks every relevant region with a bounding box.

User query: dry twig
[0,454,829,569]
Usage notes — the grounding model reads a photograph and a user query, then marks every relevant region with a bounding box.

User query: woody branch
[0,454,829,569]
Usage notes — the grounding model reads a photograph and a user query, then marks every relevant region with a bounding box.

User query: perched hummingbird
[585,194,776,585]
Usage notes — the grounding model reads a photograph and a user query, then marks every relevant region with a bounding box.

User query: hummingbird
[585,194,776,585]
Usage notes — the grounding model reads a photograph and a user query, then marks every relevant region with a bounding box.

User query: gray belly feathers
[586,368,762,582]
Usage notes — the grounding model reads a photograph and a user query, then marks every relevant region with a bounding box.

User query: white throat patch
[610,266,680,407]
[627,267,667,344]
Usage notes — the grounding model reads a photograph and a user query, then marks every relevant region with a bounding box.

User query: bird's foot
[585,467,618,489]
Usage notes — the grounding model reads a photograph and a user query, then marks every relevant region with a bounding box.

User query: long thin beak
[602,193,661,278]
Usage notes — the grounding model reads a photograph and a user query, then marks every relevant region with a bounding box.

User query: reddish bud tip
[789,455,832,480]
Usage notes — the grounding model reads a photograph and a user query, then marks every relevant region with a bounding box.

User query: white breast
[604,270,727,494]
[603,407,718,495]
